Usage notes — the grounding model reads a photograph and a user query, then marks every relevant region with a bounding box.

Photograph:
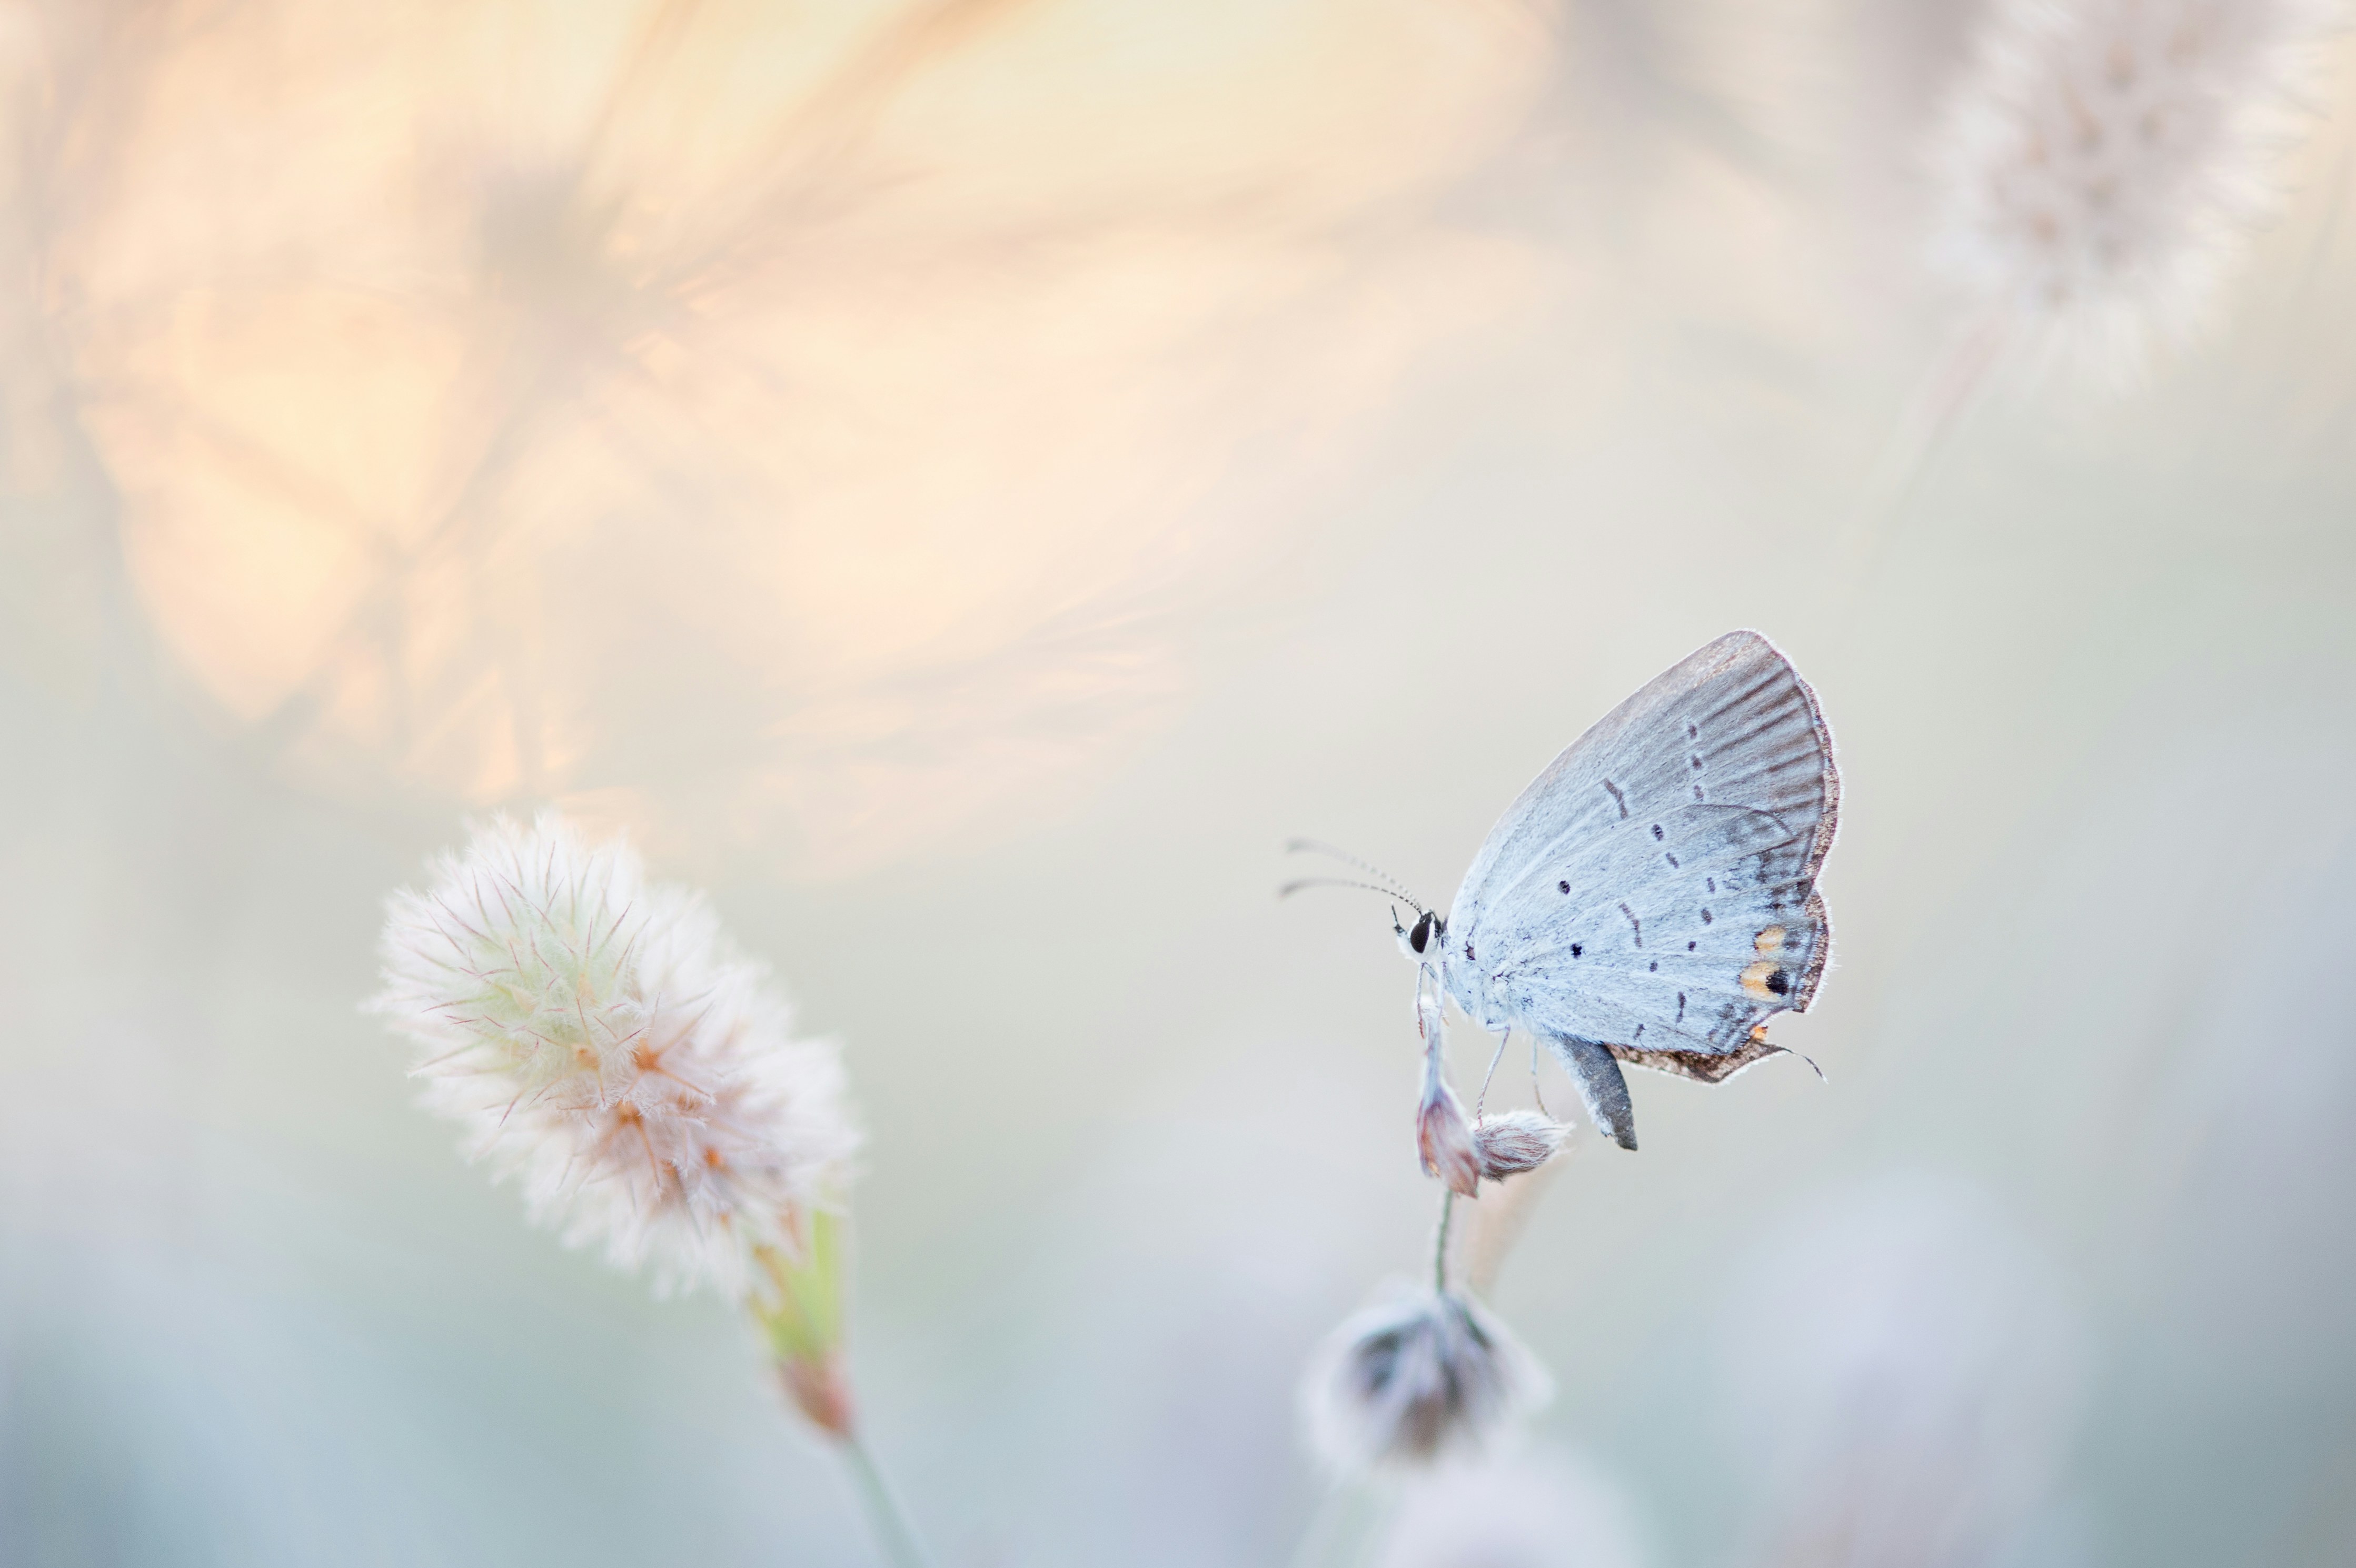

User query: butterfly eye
[1408,912,1434,955]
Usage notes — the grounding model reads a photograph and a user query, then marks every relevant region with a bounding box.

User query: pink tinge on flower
[1417,1077,1482,1197]
[1472,1110,1566,1181]
[779,1353,857,1439]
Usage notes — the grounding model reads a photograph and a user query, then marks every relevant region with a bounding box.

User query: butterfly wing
[1447,630,1837,1091]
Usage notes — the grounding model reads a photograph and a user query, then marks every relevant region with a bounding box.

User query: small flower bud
[1472,1110,1567,1181]
[1416,1078,1482,1197]
[1303,1286,1552,1473]
[779,1351,857,1438]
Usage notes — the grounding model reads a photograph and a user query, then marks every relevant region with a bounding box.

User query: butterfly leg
[1545,1035,1637,1152]
[1473,1029,1509,1118]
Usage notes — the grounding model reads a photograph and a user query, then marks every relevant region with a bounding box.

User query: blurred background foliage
[3,2,2354,1564]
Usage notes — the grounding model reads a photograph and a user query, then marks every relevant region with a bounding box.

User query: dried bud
[1472,1110,1567,1181]
[1303,1286,1552,1473]
[779,1351,857,1438]
[1416,1077,1481,1197]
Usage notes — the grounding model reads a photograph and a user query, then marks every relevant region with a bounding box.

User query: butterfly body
[1417,630,1840,1151]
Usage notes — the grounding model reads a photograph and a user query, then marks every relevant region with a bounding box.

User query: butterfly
[1293,630,1839,1173]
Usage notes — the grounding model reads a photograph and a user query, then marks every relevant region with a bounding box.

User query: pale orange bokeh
[42,0,1550,875]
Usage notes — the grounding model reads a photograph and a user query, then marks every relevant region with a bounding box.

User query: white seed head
[1472,1110,1568,1182]
[1303,1286,1553,1474]
[1928,0,2333,384]
[370,813,858,1298]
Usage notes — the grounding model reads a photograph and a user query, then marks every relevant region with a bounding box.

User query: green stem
[1432,1188,1456,1295]
[834,1430,931,1568]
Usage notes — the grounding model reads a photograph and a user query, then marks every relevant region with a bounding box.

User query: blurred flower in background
[4,2,2356,1565]
[1304,1282,1554,1475]
[373,812,930,1557]
[1927,0,2336,390]
[32,0,1548,879]
[372,812,854,1297]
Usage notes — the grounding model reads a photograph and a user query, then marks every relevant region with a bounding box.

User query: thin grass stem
[1286,1478,1394,1568]
[834,1431,931,1568]
[1433,1188,1457,1295]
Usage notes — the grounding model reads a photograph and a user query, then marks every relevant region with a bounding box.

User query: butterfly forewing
[1450,630,1837,1066]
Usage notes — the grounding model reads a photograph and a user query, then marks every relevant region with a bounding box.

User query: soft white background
[4,3,2353,1565]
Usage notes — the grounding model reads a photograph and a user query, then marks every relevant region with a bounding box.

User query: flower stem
[834,1430,931,1568]
[1286,1478,1394,1568]
[1433,1187,1456,1295]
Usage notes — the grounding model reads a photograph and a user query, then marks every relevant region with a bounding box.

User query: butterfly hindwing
[1480,802,1825,1052]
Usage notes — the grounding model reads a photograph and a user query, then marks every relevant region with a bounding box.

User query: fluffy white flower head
[1302,1285,1553,1475]
[1929,0,2333,384]
[371,813,857,1298]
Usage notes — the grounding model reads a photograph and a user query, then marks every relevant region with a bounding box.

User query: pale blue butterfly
[1292,630,1839,1159]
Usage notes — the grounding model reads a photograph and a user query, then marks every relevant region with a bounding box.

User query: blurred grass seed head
[370,811,857,1302]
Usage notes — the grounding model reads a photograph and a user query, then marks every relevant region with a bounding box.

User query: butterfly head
[1394,906,1446,964]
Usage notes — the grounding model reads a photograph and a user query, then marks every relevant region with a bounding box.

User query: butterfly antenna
[1277,876,1427,917]
[1284,839,1425,910]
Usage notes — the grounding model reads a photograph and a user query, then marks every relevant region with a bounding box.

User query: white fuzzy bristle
[1929,0,2335,385]
[370,813,858,1299]
[1301,1286,1552,1474]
